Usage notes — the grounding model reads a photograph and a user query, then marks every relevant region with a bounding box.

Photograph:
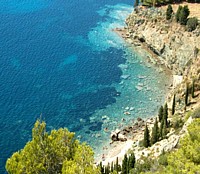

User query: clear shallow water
[0,0,170,172]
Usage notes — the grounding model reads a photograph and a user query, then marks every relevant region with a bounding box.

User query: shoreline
[95,28,174,166]
[96,2,200,166]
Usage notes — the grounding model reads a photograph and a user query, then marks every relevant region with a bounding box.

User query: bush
[172,118,184,130]
[187,17,198,32]
[191,107,200,118]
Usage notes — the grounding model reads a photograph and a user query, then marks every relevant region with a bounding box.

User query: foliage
[172,94,176,115]
[179,5,190,25]
[187,17,198,32]
[143,124,151,148]
[165,119,200,173]
[191,107,200,118]
[172,118,184,130]
[158,106,163,122]
[122,154,128,174]
[130,156,155,174]
[6,120,100,174]
[128,153,136,171]
[158,151,168,166]
[185,83,189,107]
[151,118,159,145]
[175,5,182,22]
[163,103,168,127]
[134,0,139,7]
[166,4,173,20]
[191,79,195,98]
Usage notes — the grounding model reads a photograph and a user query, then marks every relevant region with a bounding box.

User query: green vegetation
[134,0,139,8]
[187,17,198,32]
[151,118,159,145]
[122,154,128,174]
[143,124,151,148]
[165,118,200,173]
[6,120,100,174]
[172,94,176,115]
[176,5,190,25]
[175,5,182,22]
[192,79,195,98]
[163,103,168,128]
[158,106,163,122]
[166,4,173,20]
[191,107,200,118]
[185,83,189,107]
[100,153,135,174]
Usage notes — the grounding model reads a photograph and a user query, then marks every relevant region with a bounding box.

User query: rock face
[125,7,200,75]
[111,129,127,142]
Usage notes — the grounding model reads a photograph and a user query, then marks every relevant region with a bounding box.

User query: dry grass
[161,2,200,19]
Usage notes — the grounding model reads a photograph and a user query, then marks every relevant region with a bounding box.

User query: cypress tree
[122,154,128,174]
[160,118,164,139]
[143,124,150,148]
[176,5,182,22]
[172,94,176,115]
[185,83,189,107]
[111,161,114,172]
[158,106,164,122]
[166,4,173,20]
[128,153,135,170]
[179,5,190,25]
[162,119,167,139]
[192,79,195,98]
[151,118,159,145]
[99,162,104,174]
[134,0,139,8]
[114,157,120,173]
[163,103,168,127]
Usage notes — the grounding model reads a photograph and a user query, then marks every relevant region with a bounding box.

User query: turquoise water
[0,0,170,172]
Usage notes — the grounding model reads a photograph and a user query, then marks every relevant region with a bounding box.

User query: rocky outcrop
[125,7,200,75]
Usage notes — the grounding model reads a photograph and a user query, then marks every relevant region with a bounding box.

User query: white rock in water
[136,86,143,91]
[130,107,134,111]
[118,64,128,69]
[121,75,130,79]
[125,107,130,110]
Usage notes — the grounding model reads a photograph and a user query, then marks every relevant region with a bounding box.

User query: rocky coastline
[99,3,200,166]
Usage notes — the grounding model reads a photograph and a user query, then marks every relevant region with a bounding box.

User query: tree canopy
[6,120,100,174]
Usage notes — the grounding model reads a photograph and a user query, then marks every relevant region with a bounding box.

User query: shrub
[187,17,198,32]
[191,107,200,118]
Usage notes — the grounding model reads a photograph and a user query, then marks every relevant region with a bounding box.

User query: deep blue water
[0,0,170,173]
[0,0,134,172]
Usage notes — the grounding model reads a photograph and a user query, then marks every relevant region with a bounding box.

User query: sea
[0,0,170,173]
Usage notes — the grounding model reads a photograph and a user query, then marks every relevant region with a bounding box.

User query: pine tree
[166,4,173,20]
[163,103,168,127]
[158,106,164,122]
[185,83,189,107]
[151,118,159,145]
[122,154,128,174]
[192,79,195,98]
[172,94,176,115]
[175,5,182,22]
[143,124,150,148]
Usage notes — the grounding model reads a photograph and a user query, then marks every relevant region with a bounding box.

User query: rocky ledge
[125,6,200,75]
